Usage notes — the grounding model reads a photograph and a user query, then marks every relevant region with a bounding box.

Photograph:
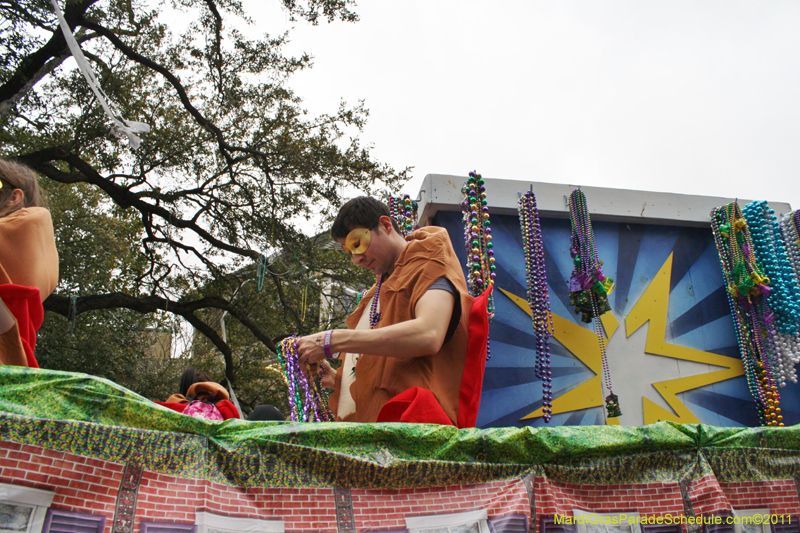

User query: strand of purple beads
[518,191,553,422]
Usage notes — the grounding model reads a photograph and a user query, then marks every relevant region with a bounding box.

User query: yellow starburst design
[501,252,744,425]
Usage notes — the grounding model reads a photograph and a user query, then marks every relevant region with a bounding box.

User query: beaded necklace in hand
[276,269,386,421]
[276,336,334,422]
[567,189,619,418]
[461,171,496,359]
[710,202,782,426]
[518,191,553,422]
[743,201,800,387]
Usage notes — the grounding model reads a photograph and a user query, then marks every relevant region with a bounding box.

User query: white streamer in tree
[50,0,150,148]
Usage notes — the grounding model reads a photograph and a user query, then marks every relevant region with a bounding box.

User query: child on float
[0,158,59,367]
[157,367,285,421]
[156,367,241,420]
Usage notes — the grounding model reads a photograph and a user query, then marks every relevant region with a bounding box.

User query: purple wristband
[323,330,333,359]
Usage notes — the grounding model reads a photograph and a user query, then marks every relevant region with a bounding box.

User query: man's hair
[331,196,401,239]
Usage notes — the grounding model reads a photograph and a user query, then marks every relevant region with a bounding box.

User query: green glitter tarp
[2,366,800,489]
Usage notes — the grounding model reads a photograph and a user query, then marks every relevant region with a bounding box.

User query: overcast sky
[242,0,800,213]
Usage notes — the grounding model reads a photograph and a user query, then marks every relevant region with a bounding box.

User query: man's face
[338,220,393,275]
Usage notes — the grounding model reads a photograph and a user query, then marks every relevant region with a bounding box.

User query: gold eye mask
[343,228,371,255]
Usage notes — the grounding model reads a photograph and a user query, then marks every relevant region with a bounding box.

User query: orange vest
[0,207,59,366]
[0,207,59,299]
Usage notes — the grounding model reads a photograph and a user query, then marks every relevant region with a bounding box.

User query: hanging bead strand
[461,171,496,359]
[369,274,384,329]
[710,202,783,426]
[781,210,800,283]
[518,190,553,422]
[778,209,800,382]
[388,193,419,239]
[567,189,619,418]
[743,201,800,387]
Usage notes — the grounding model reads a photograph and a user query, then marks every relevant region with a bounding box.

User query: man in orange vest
[297,196,473,425]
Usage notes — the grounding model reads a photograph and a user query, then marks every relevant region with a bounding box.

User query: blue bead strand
[743,201,800,387]
[743,201,800,335]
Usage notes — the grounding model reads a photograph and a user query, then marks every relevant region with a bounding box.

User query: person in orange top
[0,158,59,367]
[296,197,473,424]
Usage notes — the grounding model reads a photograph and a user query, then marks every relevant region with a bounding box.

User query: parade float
[2,174,800,533]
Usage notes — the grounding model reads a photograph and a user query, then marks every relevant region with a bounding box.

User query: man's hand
[296,331,328,367]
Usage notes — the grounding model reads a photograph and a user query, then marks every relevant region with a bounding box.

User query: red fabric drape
[457,284,492,428]
[0,284,43,368]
